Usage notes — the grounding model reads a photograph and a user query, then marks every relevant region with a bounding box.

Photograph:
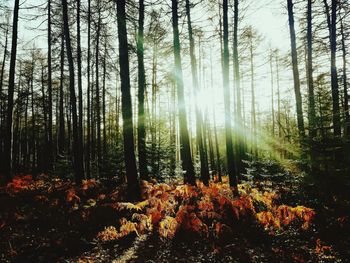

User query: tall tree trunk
[287,0,305,138]
[58,30,65,155]
[77,0,84,170]
[47,0,53,170]
[170,82,176,177]
[223,0,237,188]
[137,0,149,181]
[270,52,275,136]
[102,39,107,158]
[30,61,36,176]
[41,64,49,170]
[306,0,316,138]
[95,8,102,175]
[86,0,91,178]
[233,0,244,176]
[329,0,341,137]
[172,0,196,185]
[4,0,20,182]
[13,71,21,172]
[23,76,29,171]
[340,15,349,135]
[116,0,141,200]
[275,51,282,139]
[185,0,209,185]
[62,0,84,183]
[249,35,257,157]
[0,22,8,158]
[41,64,48,146]
[151,44,157,175]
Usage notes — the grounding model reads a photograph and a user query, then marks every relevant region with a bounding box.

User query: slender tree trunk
[206,111,216,178]
[30,61,36,175]
[185,0,209,185]
[329,0,341,137]
[24,88,29,171]
[77,0,84,171]
[58,31,65,155]
[4,0,20,182]
[223,0,237,188]
[41,63,49,171]
[287,0,305,138]
[275,52,282,139]
[340,16,350,135]
[137,0,149,181]
[86,0,91,178]
[47,0,53,170]
[233,0,244,176]
[102,39,107,158]
[0,23,8,158]
[306,0,316,139]
[270,53,275,136]
[62,0,84,183]
[13,78,21,172]
[213,108,222,182]
[170,82,176,177]
[151,44,157,175]
[116,0,141,200]
[172,0,196,185]
[249,36,257,157]
[95,7,102,175]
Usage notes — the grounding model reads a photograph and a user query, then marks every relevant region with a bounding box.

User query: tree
[58,29,65,155]
[185,0,209,185]
[95,4,102,175]
[86,0,91,178]
[4,0,20,182]
[47,0,53,171]
[287,0,305,138]
[233,0,244,176]
[76,0,84,173]
[172,0,196,185]
[306,0,316,139]
[329,0,341,137]
[116,0,141,200]
[137,0,149,181]
[0,12,9,159]
[222,0,237,188]
[61,0,84,183]
[340,11,349,135]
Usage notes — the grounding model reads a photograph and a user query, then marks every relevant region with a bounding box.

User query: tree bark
[306,0,316,139]
[86,0,91,178]
[58,30,65,155]
[95,7,102,175]
[249,30,258,158]
[4,0,20,182]
[137,0,149,181]
[171,0,196,185]
[62,0,84,183]
[185,0,209,185]
[77,0,84,170]
[47,0,53,170]
[0,22,8,158]
[340,15,349,135]
[223,0,237,188]
[116,0,141,200]
[287,0,305,138]
[330,0,341,137]
[233,0,244,176]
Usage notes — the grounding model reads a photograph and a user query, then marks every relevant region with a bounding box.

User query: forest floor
[0,161,349,263]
